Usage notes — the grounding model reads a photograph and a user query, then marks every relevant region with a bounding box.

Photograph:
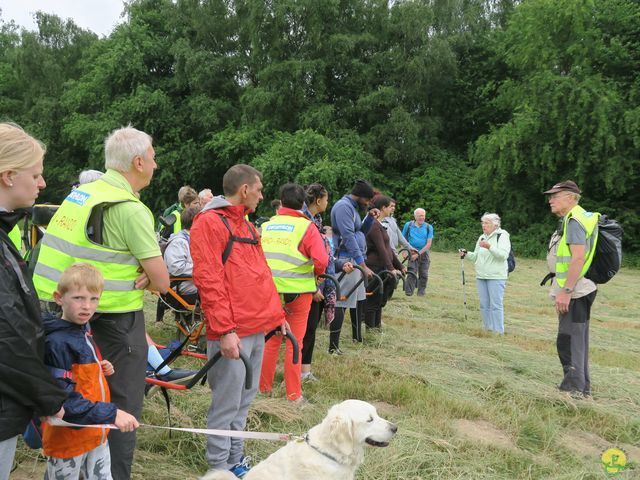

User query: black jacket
[0,211,67,441]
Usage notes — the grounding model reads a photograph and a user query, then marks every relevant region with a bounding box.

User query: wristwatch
[562,287,574,294]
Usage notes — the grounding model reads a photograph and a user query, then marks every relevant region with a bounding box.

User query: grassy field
[13,252,640,479]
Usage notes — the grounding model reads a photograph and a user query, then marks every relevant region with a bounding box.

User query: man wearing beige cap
[543,180,598,399]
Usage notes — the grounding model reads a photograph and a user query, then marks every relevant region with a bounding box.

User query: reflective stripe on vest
[172,209,182,234]
[8,225,21,251]
[555,205,599,286]
[33,179,150,312]
[261,214,316,293]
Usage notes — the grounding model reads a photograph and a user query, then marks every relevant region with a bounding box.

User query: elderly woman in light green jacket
[460,213,511,334]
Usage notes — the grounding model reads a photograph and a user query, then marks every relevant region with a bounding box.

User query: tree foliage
[0,0,638,258]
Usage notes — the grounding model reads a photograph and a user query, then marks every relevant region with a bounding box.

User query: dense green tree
[472,0,640,252]
[1,0,638,259]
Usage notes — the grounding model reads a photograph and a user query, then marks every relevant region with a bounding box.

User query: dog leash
[46,418,297,442]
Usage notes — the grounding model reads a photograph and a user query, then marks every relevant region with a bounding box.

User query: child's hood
[42,312,87,335]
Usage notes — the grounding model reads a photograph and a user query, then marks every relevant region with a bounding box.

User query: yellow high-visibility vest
[261,214,316,293]
[556,205,599,287]
[8,225,21,251]
[33,179,151,312]
[171,209,182,234]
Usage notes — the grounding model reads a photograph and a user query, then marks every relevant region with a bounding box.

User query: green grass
[13,252,640,479]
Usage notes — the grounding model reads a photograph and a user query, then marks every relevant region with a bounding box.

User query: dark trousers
[301,300,323,365]
[364,271,396,328]
[329,307,345,351]
[329,300,365,350]
[557,291,597,395]
[350,300,366,342]
[90,310,148,480]
[405,251,430,295]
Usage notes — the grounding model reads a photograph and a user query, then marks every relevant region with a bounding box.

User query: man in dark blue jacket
[328,180,377,351]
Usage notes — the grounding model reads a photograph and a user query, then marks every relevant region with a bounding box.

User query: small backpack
[496,233,516,273]
[585,215,623,284]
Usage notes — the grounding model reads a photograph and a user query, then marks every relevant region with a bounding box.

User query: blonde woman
[460,213,511,334]
[0,123,66,478]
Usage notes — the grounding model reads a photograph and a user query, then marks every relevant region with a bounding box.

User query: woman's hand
[479,240,491,249]
[342,262,355,273]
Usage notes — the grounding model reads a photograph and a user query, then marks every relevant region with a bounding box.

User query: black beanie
[351,179,375,199]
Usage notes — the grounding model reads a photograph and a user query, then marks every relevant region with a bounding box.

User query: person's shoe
[229,456,252,478]
[288,396,308,408]
[558,388,585,400]
[417,291,426,297]
[301,372,319,383]
[328,347,344,356]
[405,292,413,296]
[156,367,198,384]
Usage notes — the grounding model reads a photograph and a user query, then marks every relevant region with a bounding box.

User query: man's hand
[312,289,325,302]
[368,208,380,219]
[555,290,571,315]
[134,271,150,290]
[100,359,115,376]
[114,409,139,432]
[410,252,419,261]
[279,321,291,335]
[220,332,241,359]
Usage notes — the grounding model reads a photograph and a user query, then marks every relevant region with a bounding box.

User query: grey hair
[104,126,152,172]
[414,208,425,216]
[199,188,212,199]
[481,213,501,228]
[78,169,103,185]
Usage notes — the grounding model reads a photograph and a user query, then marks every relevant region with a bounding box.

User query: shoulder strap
[497,233,501,242]
[217,213,259,264]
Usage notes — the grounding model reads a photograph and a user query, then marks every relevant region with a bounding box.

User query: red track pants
[259,293,312,401]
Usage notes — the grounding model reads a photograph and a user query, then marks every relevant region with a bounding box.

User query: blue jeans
[0,435,18,480]
[476,279,506,334]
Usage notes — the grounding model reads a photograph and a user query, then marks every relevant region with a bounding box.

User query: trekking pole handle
[185,350,252,390]
[337,264,367,301]
[264,329,300,364]
[317,274,342,300]
[399,270,418,290]
[398,248,411,265]
[367,272,383,296]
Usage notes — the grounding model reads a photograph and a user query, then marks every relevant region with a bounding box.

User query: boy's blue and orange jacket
[42,314,117,458]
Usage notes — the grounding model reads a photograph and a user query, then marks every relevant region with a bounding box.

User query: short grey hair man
[104,126,153,172]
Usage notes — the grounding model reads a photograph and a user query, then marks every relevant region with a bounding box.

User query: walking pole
[459,251,468,321]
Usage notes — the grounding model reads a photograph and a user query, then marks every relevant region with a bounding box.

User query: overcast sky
[0,0,125,37]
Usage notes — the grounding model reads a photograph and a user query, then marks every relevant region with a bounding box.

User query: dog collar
[304,433,344,465]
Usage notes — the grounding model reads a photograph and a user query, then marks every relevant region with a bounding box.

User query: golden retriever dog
[201,399,397,480]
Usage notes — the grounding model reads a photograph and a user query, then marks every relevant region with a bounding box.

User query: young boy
[42,263,139,480]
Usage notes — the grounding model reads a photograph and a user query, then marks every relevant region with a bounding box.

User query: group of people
[0,120,599,480]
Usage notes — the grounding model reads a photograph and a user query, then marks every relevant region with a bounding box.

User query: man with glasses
[544,180,598,399]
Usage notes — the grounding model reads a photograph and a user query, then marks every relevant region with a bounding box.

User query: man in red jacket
[191,164,285,479]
